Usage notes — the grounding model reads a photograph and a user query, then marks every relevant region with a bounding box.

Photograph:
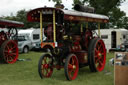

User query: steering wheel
[8,28,18,40]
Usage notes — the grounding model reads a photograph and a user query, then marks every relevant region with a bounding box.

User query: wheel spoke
[46,69,48,76]
[71,57,74,65]
[47,70,50,77]
[10,46,16,50]
[100,56,104,62]
[41,64,44,70]
[4,55,11,62]
[8,53,16,56]
[68,69,73,78]
[95,48,98,53]
[11,49,17,53]
[44,57,47,64]
[5,57,9,62]
[95,58,98,64]
[41,66,46,76]
[99,60,103,67]
[97,56,101,60]
[98,44,102,50]
[6,45,10,50]
[95,48,98,57]
[96,45,99,51]
[101,52,105,56]
[9,56,14,61]
[43,69,46,76]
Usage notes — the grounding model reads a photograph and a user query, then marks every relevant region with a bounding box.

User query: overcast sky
[0,0,127,17]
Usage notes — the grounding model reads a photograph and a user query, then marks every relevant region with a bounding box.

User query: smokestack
[74,4,95,13]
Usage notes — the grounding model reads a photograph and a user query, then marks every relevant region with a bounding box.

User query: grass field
[0,51,114,85]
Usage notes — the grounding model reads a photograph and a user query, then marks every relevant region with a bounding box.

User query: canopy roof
[0,19,24,28]
[27,7,109,23]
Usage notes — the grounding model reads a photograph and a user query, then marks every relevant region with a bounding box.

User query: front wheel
[38,54,53,78]
[64,54,79,80]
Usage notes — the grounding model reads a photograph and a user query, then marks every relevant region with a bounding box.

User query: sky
[0,0,127,17]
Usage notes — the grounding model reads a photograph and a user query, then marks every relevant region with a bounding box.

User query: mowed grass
[0,51,114,85]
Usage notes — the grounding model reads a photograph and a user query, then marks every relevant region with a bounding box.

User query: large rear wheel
[0,40,18,64]
[88,38,106,72]
[64,54,79,80]
[38,54,53,78]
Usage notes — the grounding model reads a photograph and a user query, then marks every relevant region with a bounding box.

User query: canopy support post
[40,11,43,42]
[86,22,88,30]
[80,23,83,33]
[53,10,56,42]
[98,23,101,37]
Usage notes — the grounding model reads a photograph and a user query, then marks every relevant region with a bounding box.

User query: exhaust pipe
[74,4,95,13]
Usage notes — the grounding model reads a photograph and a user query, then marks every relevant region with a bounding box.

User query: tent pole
[40,11,43,42]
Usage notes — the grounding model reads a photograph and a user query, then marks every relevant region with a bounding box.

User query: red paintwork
[76,52,88,64]
[0,19,24,28]
[70,45,81,53]
[53,65,64,69]
[70,35,82,52]
[84,30,93,49]
[27,7,109,23]
[63,15,108,23]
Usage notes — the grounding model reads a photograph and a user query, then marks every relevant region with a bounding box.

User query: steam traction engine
[27,5,109,80]
[0,19,24,64]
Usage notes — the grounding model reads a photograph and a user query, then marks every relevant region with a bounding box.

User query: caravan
[95,29,128,52]
[18,28,46,53]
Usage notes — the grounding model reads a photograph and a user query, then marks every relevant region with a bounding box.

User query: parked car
[18,35,33,53]
[18,28,46,53]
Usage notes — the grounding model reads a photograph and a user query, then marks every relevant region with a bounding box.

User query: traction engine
[27,5,109,80]
[0,19,24,64]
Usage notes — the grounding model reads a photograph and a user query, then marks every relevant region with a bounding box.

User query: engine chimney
[74,4,95,13]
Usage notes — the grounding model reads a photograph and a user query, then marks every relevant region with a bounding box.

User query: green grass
[0,52,114,85]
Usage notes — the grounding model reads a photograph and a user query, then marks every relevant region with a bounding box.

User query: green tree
[2,13,17,21]
[2,9,39,29]
[48,0,62,4]
[108,7,126,28]
[49,0,128,29]
[79,0,125,15]
[16,9,39,29]
[51,0,125,15]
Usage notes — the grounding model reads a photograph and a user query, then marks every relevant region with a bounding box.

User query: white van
[18,28,46,53]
